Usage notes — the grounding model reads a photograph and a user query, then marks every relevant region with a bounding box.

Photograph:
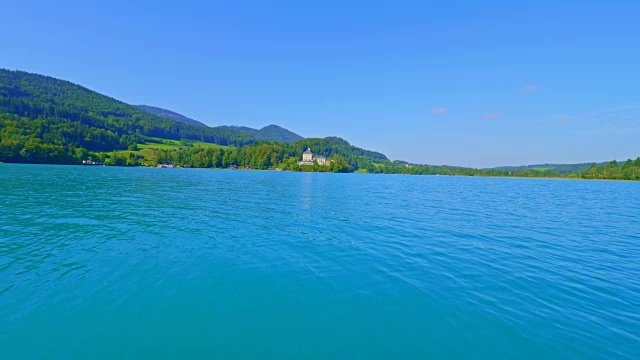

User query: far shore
[1,162,637,182]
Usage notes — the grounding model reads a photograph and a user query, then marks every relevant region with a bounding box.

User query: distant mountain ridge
[491,162,609,174]
[218,125,304,143]
[135,105,207,127]
[136,105,304,143]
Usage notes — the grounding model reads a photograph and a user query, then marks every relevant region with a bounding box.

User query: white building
[298,148,315,165]
[302,148,313,162]
[298,148,329,166]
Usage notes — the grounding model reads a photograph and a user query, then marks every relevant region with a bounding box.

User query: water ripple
[0,165,638,359]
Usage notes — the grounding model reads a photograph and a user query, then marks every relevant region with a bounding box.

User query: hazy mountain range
[135,105,304,143]
[134,105,207,127]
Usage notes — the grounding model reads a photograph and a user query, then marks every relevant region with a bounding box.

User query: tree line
[85,140,640,181]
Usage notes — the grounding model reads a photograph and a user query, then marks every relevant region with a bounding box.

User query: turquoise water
[1,164,638,359]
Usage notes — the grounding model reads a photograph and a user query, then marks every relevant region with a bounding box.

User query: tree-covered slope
[144,135,388,172]
[217,125,258,136]
[0,69,255,161]
[218,124,304,143]
[135,105,207,127]
[253,124,304,142]
[295,137,387,161]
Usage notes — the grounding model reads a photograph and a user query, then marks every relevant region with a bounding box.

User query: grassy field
[138,137,225,150]
[102,137,227,165]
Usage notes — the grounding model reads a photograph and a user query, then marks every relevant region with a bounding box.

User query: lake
[0,164,638,359]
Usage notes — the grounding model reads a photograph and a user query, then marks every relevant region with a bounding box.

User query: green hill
[296,137,387,161]
[135,105,207,127]
[0,69,255,163]
[218,124,304,143]
[0,69,384,166]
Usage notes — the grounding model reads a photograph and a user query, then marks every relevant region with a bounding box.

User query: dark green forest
[1,68,638,181]
[0,69,255,153]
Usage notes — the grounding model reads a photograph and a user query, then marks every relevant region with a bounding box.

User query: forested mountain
[296,137,387,161]
[218,124,304,143]
[135,105,207,126]
[0,69,380,166]
[0,69,255,163]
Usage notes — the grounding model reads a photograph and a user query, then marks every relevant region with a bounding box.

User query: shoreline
[1,162,637,182]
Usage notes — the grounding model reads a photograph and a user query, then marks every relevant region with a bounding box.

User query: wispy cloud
[575,127,640,135]
[523,84,539,92]
[547,114,576,125]
[482,112,500,120]
[432,107,447,115]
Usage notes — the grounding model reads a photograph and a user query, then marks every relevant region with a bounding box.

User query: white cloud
[482,112,500,120]
[432,107,447,115]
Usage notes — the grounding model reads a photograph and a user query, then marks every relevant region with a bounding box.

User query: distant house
[157,163,174,168]
[298,148,329,166]
[315,155,327,166]
[244,165,252,169]
[229,164,238,169]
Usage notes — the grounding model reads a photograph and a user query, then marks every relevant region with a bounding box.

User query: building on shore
[315,155,327,166]
[298,148,314,165]
[298,148,330,166]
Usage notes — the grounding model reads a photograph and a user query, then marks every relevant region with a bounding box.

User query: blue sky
[2,0,639,167]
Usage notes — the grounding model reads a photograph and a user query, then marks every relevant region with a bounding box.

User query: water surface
[1,164,638,358]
